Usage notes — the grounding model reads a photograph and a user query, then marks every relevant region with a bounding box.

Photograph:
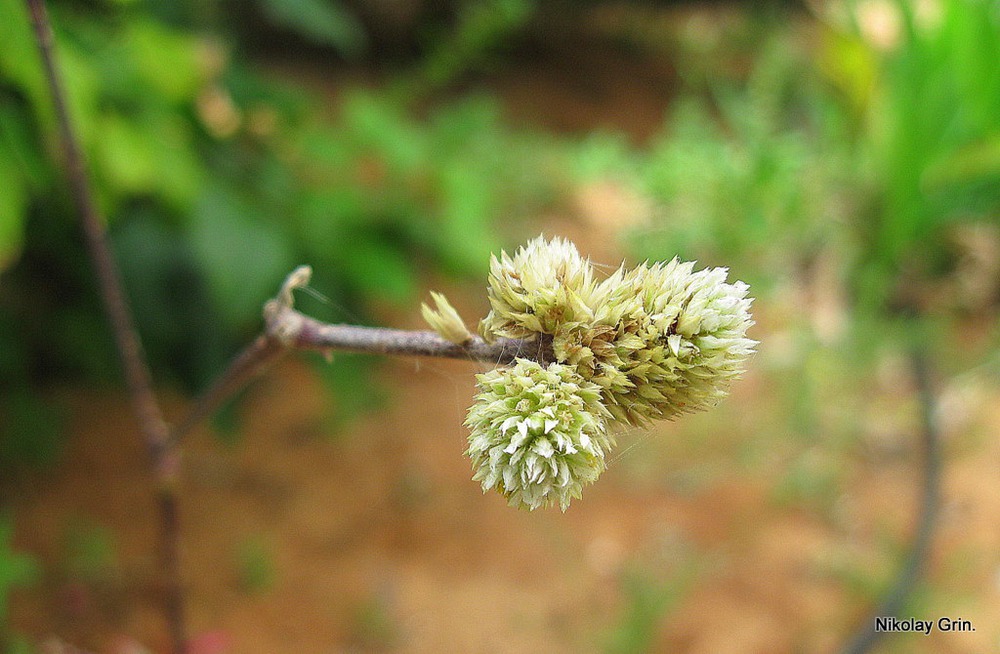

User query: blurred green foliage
[412,0,534,91]
[0,0,561,455]
[60,520,118,587]
[604,553,699,654]
[622,0,1000,316]
[256,0,367,54]
[610,5,999,645]
[851,0,1000,307]
[617,2,998,465]
[0,515,39,644]
[233,535,275,594]
[604,572,686,654]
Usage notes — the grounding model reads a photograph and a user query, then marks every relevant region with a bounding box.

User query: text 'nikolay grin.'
[875,617,975,635]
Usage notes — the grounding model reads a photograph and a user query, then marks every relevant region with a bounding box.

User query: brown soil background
[7,8,1000,653]
[9,228,1000,653]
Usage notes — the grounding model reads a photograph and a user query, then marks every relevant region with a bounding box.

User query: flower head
[465,359,614,511]
[466,235,756,509]
[557,258,756,425]
[479,236,597,341]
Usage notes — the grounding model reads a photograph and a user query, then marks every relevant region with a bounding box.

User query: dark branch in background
[25,0,170,472]
[169,335,287,444]
[841,347,941,654]
[25,1,187,652]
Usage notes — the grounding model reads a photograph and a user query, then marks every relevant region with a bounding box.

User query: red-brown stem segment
[25,2,187,651]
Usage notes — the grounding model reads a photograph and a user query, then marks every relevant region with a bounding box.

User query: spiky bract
[465,359,614,511]
[558,259,757,425]
[479,236,597,340]
[479,237,756,427]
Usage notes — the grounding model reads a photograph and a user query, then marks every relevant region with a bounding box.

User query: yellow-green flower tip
[421,291,472,345]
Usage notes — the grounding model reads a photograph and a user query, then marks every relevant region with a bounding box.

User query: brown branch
[25,1,187,651]
[26,0,170,467]
[169,267,552,445]
[273,308,553,364]
[169,335,287,444]
[262,267,553,363]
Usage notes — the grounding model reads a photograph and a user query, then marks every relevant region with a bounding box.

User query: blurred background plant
[2,0,999,651]
[0,516,40,652]
[0,0,567,447]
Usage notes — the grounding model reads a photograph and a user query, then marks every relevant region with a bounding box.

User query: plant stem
[170,268,553,445]
[170,335,287,444]
[271,307,553,364]
[264,266,554,364]
[25,1,187,651]
[841,348,941,654]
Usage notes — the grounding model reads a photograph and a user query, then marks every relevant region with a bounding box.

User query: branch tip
[278,265,313,308]
[263,265,315,346]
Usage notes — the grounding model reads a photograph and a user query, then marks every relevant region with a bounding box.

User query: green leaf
[0,515,41,623]
[0,0,51,130]
[313,354,385,429]
[0,101,51,190]
[126,19,204,102]
[419,0,534,88]
[437,160,498,273]
[0,144,27,271]
[337,234,414,303]
[342,93,425,174]
[257,0,366,55]
[95,112,159,194]
[922,134,1000,193]
[189,187,296,327]
[94,109,203,209]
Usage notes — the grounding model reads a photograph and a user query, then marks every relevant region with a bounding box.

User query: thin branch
[25,1,186,651]
[26,0,171,470]
[841,347,941,654]
[170,335,287,443]
[169,266,552,445]
[273,308,553,364]
[265,266,554,364]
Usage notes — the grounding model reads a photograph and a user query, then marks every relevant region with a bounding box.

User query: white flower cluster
[426,235,756,510]
[465,359,614,511]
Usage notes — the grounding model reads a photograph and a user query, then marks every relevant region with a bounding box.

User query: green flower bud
[421,291,472,344]
[479,236,597,341]
[465,359,614,511]
[578,258,757,425]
